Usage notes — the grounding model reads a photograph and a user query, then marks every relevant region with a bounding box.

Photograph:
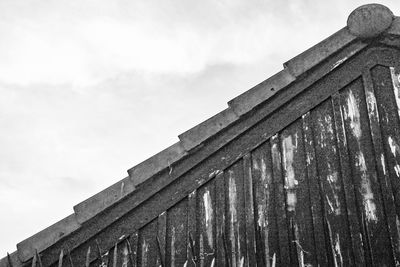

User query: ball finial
[347,4,394,38]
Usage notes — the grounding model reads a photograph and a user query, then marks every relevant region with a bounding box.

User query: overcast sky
[1,0,400,255]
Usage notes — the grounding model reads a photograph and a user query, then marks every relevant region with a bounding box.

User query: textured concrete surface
[16,214,80,262]
[347,4,393,38]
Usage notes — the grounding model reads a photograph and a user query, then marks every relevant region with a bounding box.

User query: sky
[1,0,400,256]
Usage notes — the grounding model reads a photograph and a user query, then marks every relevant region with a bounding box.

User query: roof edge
[178,108,238,151]
[127,141,187,184]
[16,214,80,262]
[73,175,134,223]
[284,27,357,77]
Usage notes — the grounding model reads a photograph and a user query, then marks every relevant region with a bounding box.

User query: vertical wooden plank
[243,154,256,266]
[340,78,393,265]
[363,69,400,264]
[251,142,279,266]
[186,190,197,267]
[85,246,91,267]
[127,231,139,267]
[138,219,158,267]
[157,212,167,267]
[215,172,227,266]
[332,92,366,266]
[197,180,216,266]
[371,65,400,266]
[312,98,355,266]
[58,249,63,267]
[166,199,188,267]
[270,134,291,266]
[281,120,316,266]
[225,160,247,267]
[112,243,117,267]
[302,112,329,266]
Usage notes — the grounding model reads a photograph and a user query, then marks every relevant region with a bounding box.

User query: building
[2,3,400,266]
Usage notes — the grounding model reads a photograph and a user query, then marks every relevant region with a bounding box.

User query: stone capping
[3,5,399,265]
[73,176,134,224]
[16,214,80,262]
[178,108,239,151]
[347,4,394,39]
[388,16,400,35]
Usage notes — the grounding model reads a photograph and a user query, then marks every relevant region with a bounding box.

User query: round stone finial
[347,4,394,38]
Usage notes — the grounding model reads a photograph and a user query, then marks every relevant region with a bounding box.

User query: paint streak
[396,216,400,256]
[210,258,215,267]
[366,90,379,119]
[282,134,298,211]
[203,190,214,247]
[327,221,340,267]
[326,169,341,215]
[200,234,204,267]
[388,136,400,156]
[345,90,362,139]
[228,172,238,266]
[381,154,387,176]
[208,170,222,178]
[260,156,271,267]
[356,152,377,222]
[239,257,245,267]
[395,165,400,177]
[122,245,129,267]
[171,227,176,267]
[331,56,348,70]
[142,240,149,267]
[390,67,400,118]
[271,253,276,267]
[334,233,343,267]
[294,223,305,267]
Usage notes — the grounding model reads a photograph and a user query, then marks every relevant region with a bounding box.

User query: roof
[2,3,400,266]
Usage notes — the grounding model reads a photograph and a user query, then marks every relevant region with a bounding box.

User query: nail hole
[270,88,275,91]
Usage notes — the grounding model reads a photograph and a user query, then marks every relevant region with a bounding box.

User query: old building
[3,3,400,266]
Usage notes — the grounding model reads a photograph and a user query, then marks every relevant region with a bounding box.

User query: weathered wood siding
[31,47,400,267]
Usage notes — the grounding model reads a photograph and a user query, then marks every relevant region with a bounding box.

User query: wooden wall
[37,47,400,267]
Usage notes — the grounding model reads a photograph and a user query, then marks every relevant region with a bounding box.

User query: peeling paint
[326,170,341,215]
[239,257,245,267]
[396,216,400,251]
[208,170,222,178]
[271,252,276,267]
[122,245,129,267]
[327,221,339,267]
[388,136,400,157]
[366,90,379,119]
[331,56,348,70]
[356,152,377,222]
[390,67,400,118]
[344,90,362,139]
[171,227,176,267]
[334,233,343,267]
[210,258,215,267]
[282,134,298,211]
[203,190,214,247]
[381,154,387,175]
[142,240,149,267]
[228,172,237,266]
[395,164,400,177]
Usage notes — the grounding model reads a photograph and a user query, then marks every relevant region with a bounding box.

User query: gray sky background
[1,0,400,255]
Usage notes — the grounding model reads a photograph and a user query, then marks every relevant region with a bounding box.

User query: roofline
[3,5,399,264]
